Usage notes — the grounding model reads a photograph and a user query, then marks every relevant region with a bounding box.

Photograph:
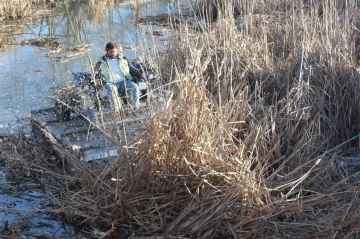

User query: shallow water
[0,168,76,238]
[0,0,193,134]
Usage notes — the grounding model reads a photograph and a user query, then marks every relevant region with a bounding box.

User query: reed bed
[0,0,57,20]
[4,0,360,238]
[0,1,57,48]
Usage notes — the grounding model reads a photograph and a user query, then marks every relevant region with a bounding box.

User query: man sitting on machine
[94,41,146,112]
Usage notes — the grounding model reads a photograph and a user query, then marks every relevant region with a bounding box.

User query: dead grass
[0,0,60,49]
[0,0,30,20]
[0,0,55,20]
[4,0,360,238]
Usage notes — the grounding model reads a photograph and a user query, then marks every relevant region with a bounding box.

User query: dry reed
[4,0,360,238]
[0,0,56,20]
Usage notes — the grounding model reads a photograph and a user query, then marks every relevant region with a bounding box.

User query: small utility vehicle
[54,61,156,124]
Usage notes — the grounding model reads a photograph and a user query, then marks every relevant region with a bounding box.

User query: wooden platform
[30,107,149,162]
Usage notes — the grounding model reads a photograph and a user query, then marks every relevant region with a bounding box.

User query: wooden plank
[95,109,150,125]
[61,130,115,154]
[81,146,118,162]
[31,105,151,163]
[30,107,56,115]
[30,107,59,126]
[31,120,79,175]
[45,117,147,140]
[44,118,89,139]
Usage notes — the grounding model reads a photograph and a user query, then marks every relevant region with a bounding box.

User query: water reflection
[0,0,192,134]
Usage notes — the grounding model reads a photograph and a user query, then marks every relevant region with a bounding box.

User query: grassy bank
[3,0,360,238]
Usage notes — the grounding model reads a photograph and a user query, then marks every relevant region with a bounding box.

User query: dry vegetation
[0,0,31,20]
[0,0,59,49]
[0,0,57,20]
[3,0,360,238]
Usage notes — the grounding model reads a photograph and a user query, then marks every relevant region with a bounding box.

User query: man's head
[105,42,123,59]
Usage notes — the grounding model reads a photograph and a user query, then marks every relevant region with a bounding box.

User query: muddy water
[0,171,74,238]
[0,0,193,134]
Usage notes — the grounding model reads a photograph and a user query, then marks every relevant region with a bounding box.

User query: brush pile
[4,0,360,238]
[20,37,62,48]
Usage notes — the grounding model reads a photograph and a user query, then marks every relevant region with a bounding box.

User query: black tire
[140,89,147,100]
